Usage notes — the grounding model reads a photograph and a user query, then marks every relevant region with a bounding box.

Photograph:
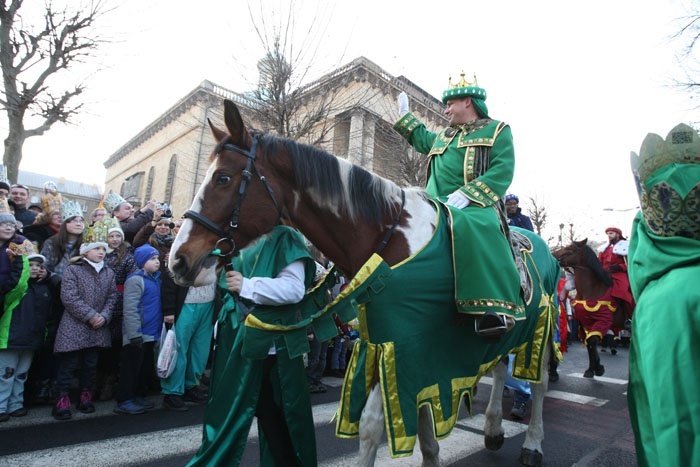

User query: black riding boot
[584,336,605,378]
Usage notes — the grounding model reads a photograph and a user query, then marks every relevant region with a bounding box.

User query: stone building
[103,57,447,218]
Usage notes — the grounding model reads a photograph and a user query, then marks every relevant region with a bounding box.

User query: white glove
[446,190,470,209]
[398,92,409,115]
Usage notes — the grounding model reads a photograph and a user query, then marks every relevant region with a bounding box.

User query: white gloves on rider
[446,190,470,209]
[398,92,409,115]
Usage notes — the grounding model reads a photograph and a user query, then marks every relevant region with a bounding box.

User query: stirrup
[475,312,509,340]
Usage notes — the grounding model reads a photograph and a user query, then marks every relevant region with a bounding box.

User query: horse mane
[581,244,613,286]
[256,132,404,224]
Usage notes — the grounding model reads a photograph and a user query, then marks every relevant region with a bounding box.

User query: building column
[347,110,376,172]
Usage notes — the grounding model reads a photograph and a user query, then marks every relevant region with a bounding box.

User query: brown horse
[552,239,629,378]
[169,99,561,466]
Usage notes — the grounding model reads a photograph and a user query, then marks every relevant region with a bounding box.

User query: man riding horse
[394,72,527,340]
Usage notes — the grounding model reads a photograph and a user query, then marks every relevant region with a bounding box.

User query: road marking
[545,390,608,407]
[566,373,628,385]
[0,402,524,467]
[479,376,610,406]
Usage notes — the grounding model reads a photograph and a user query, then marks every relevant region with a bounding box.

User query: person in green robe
[627,123,700,467]
[187,225,318,467]
[393,72,522,339]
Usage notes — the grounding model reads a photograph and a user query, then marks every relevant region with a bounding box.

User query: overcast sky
[7,0,697,243]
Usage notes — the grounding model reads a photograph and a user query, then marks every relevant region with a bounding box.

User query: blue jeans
[330,336,348,370]
[0,349,33,413]
[505,355,531,404]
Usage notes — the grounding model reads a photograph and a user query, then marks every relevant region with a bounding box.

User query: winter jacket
[507,208,535,232]
[122,269,162,345]
[0,254,53,350]
[54,258,117,353]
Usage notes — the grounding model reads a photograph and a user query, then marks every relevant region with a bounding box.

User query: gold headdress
[631,123,700,239]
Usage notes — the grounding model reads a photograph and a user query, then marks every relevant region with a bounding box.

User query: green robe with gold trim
[187,226,318,467]
[394,113,522,318]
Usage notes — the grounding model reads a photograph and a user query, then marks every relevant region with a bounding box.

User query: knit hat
[605,227,623,236]
[0,198,15,224]
[0,181,10,192]
[134,244,159,269]
[28,253,47,264]
[104,193,127,215]
[442,71,489,117]
[505,194,519,204]
[100,216,124,239]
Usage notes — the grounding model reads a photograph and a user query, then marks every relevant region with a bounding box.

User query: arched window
[164,155,177,204]
[145,167,155,201]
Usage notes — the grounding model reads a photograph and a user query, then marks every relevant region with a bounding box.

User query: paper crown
[0,198,15,223]
[442,71,487,104]
[631,123,700,240]
[103,193,126,214]
[8,238,38,256]
[82,218,113,244]
[60,200,83,222]
[41,187,63,214]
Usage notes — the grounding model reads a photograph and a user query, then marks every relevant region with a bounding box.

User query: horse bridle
[183,133,283,260]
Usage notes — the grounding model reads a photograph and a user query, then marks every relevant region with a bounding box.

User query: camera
[157,202,173,218]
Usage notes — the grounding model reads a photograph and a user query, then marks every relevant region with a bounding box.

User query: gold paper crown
[8,239,38,256]
[448,71,478,89]
[60,200,83,222]
[631,123,700,239]
[82,219,111,244]
[42,191,63,214]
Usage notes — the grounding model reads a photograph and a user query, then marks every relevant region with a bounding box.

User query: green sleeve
[393,112,438,155]
[459,124,514,207]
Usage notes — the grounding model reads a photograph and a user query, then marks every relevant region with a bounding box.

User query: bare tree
[0,0,107,183]
[526,196,548,236]
[672,5,700,117]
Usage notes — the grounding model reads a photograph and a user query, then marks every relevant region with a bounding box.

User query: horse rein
[183,133,283,260]
[376,189,405,255]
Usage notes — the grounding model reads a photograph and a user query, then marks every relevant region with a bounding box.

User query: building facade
[103,57,447,218]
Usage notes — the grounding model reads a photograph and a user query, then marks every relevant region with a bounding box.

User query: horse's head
[169,99,286,286]
[551,238,589,268]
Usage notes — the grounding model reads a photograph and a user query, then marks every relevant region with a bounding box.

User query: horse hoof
[519,447,543,466]
[583,369,594,378]
[485,433,504,451]
[595,365,605,376]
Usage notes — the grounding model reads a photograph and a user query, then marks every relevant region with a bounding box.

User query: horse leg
[417,405,441,467]
[484,357,507,451]
[519,345,549,467]
[357,383,385,467]
[584,335,605,378]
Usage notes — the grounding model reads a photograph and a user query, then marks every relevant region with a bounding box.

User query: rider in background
[393,73,522,339]
[597,226,635,352]
[505,194,534,231]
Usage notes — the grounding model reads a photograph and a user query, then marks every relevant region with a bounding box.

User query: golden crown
[631,123,700,239]
[82,219,112,244]
[448,71,478,89]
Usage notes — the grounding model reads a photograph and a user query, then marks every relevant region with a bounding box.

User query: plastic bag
[157,324,178,379]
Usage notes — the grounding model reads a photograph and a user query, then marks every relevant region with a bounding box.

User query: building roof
[17,170,102,200]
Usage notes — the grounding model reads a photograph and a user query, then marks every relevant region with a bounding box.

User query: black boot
[33,379,52,405]
[584,336,605,378]
[549,359,559,382]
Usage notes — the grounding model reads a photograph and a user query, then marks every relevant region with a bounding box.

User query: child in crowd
[114,244,162,415]
[52,231,117,421]
[95,221,136,401]
[0,244,53,421]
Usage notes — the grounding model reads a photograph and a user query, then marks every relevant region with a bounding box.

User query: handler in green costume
[393,72,523,338]
[187,225,318,467]
[627,123,700,467]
